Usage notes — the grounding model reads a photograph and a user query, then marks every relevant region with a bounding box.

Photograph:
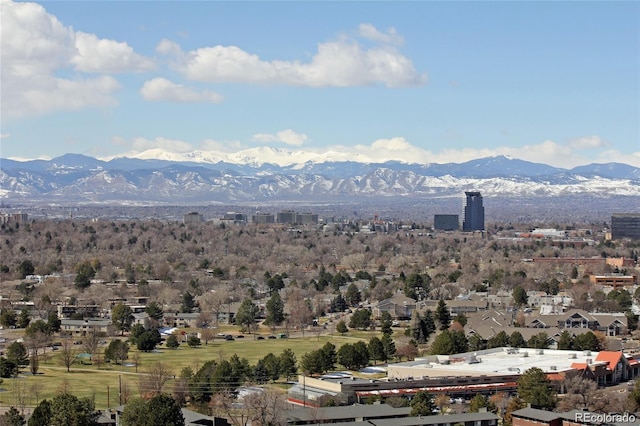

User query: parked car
[268,335,277,339]
[224,335,234,341]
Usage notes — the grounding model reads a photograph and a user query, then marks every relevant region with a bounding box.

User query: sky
[1,0,639,169]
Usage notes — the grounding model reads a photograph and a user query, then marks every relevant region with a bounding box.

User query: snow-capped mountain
[1,153,639,204]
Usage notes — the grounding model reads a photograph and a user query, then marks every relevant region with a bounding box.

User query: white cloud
[0,134,10,139]
[328,138,616,169]
[111,136,127,146]
[156,39,184,57]
[568,135,609,149]
[72,32,155,73]
[358,23,404,45]
[595,149,640,166]
[201,138,245,152]
[158,25,426,88]
[0,0,152,119]
[140,78,223,103]
[252,129,308,146]
[131,137,195,153]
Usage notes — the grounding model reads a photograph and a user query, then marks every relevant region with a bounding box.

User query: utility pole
[119,375,122,405]
[107,385,110,408]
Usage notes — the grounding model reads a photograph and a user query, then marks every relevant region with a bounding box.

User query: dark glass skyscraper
[463,191,484,231]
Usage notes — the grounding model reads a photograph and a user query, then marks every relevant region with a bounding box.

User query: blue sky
[1,0,638,168]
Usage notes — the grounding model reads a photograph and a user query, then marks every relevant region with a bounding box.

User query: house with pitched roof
[374,294,416,320]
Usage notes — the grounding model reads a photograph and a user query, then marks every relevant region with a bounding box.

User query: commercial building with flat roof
[434,214,459,231]
[386,347,640,386]
[611,213,640,240]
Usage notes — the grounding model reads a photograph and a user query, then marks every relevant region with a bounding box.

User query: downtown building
[463,191,485,231]
[611,213,640,240]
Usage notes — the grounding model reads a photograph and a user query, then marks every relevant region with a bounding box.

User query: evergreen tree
[47,312,61,333]
[573,331,601,351]
[74,261,96,290]
[121,394,185,426]
[469,333,488,351]
[509,331,526,348]
[380,311,393,336]
[435,299,450,330]
[517,367,557,410]
[430,330,468,355]
[410,391,436,416]
[187,335,201,348]
[181,292,195,313]
[320,342,337,372]
[279,348,298,380]
[265,292,285,327]
[527,332,551,349]
[410,310,424,343]
[104,339,129,364]
[381,334,396,361]
[137,329,162,352]
[487,331,510,348]
[49,392,99,426]
[368,337,385,365]
[17,310,30,329]
[345,283,362,306]
[145,302,164,321]
[336,320,348,334]
[0,309,17,328]
[557,331,573,350]
[6,342,28,369]
[349,309,372,330]
[422,310,436,341]
[262,352,281,383]
[2,407,25,426]
[111,303,134,335]
[165,334,180,349]
[28,399,52,426]
[235,298,259,333]
[512,286,528,307]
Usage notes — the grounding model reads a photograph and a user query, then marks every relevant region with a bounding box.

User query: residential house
[557,310,628,336]
[374,294,416,320]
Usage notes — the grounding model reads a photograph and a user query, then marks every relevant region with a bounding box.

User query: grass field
[0,330,381,409]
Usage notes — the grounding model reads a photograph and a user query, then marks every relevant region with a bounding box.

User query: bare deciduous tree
[138,361,173,399]
[59,339,77,372]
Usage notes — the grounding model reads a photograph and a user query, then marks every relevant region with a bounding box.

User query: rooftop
[388,347,607,377]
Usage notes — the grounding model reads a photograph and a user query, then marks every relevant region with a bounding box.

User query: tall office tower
[463,191,484,231]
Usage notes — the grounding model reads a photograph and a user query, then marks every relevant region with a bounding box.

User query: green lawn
[0,330,382,409]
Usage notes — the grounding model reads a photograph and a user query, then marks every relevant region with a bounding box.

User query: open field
[0,331,382,409]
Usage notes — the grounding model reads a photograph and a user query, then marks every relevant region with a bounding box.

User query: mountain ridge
[1,153,639,204]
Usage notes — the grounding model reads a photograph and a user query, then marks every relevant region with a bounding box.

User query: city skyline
[1,1,638,168]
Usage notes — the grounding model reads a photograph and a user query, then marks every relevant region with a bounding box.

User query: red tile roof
[595,351,624,371]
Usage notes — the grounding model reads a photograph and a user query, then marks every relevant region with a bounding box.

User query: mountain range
[1,152,639,205]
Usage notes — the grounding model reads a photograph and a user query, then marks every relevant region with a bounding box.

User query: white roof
[389,347,604,377]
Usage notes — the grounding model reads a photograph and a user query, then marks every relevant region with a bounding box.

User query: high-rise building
[183,212,203,225]
[434,214,459,231]
[463,191,484,232]
[277,210,296,224]
[252,213,275,224]
[611,213,640,240]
